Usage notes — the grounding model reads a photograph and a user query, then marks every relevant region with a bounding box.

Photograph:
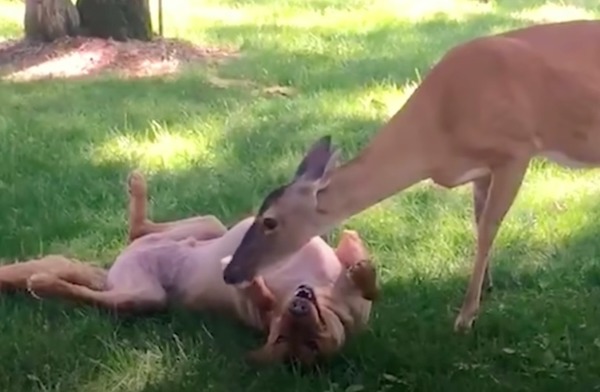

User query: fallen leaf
[262,85,297,97]
[207,75,255,89]
[382,373,403,384]
[345,385,365,392]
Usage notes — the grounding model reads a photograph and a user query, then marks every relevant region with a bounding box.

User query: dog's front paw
[347,259,379,301]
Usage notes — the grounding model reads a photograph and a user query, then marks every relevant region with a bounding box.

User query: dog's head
[246,284,345,365]
[246,230,372,366]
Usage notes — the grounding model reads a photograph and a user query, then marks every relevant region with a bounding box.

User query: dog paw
[127,170,147,198]
[88,267,108,291]
[347,259,378,301]
[347,259,376,281]
[27,273,59,299]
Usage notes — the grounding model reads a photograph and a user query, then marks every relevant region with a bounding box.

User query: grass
[2,0,600,390]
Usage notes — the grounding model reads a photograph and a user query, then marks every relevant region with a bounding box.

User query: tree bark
[76,0,153,41]
[24,0,80,42]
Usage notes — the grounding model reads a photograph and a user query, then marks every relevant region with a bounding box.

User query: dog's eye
[263,217,278,231]
[305,340,319,352]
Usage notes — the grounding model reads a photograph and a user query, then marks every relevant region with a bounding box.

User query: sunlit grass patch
[92,121,221,172]
[79,346,170,392]
[0,2,20,39]
[512,3,597,23]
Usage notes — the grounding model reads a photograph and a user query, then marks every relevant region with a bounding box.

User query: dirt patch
[0,36,240,81]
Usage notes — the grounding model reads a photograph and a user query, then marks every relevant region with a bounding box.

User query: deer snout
[223,263,249,286]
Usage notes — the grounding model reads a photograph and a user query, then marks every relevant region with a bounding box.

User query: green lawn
[2,0,600,391]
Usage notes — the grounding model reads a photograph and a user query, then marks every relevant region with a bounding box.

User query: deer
[222,19,600,332]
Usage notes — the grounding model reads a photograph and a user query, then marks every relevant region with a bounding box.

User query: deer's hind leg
[455,159,529,333]
[473,175,494,293]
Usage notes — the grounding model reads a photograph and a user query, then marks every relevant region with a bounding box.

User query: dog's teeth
[296,287,313,300]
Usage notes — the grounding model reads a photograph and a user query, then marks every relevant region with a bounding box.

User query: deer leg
[454,160,528,333]
[473,175,493,293]
[126,170,227,243]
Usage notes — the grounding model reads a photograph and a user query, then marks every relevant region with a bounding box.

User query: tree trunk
[24,0,80,42]
[76,0,153,41]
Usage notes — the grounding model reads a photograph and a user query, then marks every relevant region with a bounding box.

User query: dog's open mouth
[294,284,316,303]
[289,284,325,324]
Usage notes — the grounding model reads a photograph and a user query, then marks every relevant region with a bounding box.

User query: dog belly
[107,240,191,293]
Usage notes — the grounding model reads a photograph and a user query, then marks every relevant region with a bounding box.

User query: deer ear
[294,135,339,189]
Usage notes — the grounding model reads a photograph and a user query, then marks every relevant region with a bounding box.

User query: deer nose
[289,297,310,317]
[223,264,243,285]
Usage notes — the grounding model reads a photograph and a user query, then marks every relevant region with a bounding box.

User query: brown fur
[223,20,600,333]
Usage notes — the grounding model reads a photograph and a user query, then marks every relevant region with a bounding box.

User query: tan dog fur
[0,171,378,365]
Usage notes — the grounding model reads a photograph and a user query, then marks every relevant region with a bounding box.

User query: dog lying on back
[0,171,379,365]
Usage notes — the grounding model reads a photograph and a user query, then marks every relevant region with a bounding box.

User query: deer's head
[222,135,339,285]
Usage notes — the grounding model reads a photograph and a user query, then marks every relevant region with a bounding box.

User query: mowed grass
[2,0,600,390]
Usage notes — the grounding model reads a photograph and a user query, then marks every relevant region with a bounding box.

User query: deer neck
[316,108,433,227]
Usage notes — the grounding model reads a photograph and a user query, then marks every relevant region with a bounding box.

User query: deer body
[223,20,600,332]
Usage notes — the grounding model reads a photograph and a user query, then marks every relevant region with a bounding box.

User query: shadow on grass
[207,12,528,92]
[0,73,254,259]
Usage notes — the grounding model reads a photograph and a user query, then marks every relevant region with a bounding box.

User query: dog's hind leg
[0,255,107,293]
[126,170,227,243]
[27,273,166,314]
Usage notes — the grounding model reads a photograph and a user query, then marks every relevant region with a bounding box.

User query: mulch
[0,35,240,81]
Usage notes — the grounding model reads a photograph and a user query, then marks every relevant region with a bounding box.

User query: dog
[0,170,379,365]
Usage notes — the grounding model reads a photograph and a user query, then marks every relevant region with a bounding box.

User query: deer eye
[263,217,278,231]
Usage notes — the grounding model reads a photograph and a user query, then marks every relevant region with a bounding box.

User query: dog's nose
[289,298,310,317]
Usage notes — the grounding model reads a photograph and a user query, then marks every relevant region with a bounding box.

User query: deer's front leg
[454,160,528,333]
